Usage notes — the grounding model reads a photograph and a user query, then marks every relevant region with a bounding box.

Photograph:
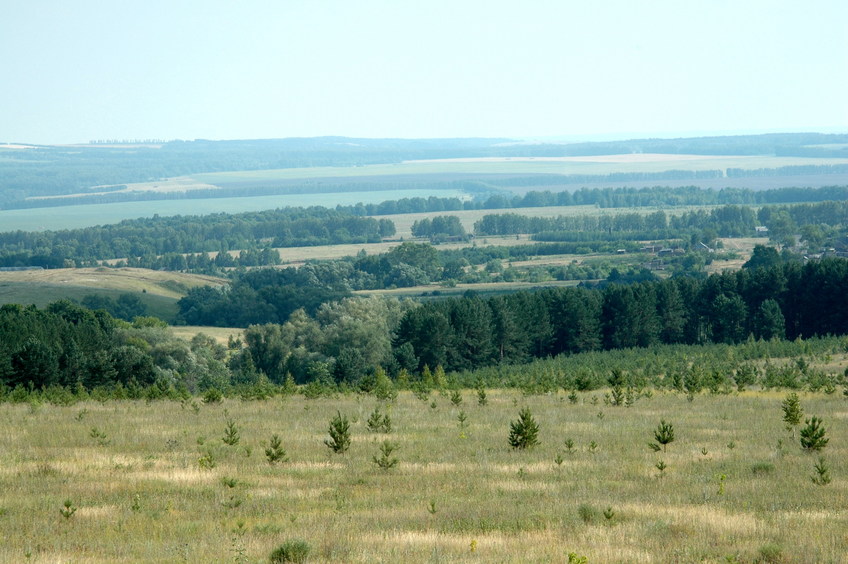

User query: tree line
[3,255,847,396]
[226,255,848,388]
[2,185,848,270]
[0,208,395,268]
[0,301,228,393]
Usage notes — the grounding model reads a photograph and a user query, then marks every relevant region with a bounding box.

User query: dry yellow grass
[0,267,226,299]
[170,326,243,346]
[1,389,846,562]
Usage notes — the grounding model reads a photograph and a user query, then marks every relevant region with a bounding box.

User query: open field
[0,390,845,563]
[355,279,584,300]
[0,268,227,321]
[0,189,466,232]
[170,326,244,346]
[191,154,848,182]
[6,150,848,233]
[273,235,539,266]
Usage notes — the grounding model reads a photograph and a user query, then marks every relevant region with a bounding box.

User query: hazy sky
[2,0,846,144]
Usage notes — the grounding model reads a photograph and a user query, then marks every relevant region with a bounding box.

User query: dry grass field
[1,389,845,563]
[0,268,228,321]
[170,326,244,346]
[0,267,226,300]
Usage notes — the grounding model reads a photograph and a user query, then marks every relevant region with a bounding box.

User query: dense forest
[3,255,848,397]
[0,301,228,395]
[220,256,847,386]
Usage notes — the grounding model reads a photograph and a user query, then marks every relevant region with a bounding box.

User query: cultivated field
[1,390,845,563]
[192,154,848,182]
[7,150,848,233]
[0,189,466,232]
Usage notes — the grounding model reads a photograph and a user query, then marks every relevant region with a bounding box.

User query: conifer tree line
[224,256,848,385]
[387,257,847,373]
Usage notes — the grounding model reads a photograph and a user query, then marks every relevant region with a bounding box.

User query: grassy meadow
[0,268,227,322]
[1,390,845,563]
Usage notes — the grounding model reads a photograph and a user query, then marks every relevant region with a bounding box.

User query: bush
[202,387,223,404]
[577,503,600,524]
[757,543,783,563]
[269,539,311,563]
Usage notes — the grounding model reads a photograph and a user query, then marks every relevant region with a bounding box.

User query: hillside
[0,267,226,321]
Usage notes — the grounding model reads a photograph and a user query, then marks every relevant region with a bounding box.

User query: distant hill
[2,133,847,211]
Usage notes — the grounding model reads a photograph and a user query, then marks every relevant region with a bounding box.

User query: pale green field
[6,152,846,233]
[0,189,465,232]
[192,154,848,182]
[0,390,845,563]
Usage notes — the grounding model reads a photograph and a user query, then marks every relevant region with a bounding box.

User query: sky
[2,0,847,145]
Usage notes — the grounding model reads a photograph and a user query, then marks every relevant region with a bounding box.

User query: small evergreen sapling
[476,382,488,406]
[508,407,540,449]
[222,415,240,446]
[366,406,392,433]
[265,434,288,464]
[59,499,77,519]
[781,393,803,438]
[449,389,463,406]
[811,456,832,485]
[800,416,829,451]
[372,440,399,470]
[649,419,675,452]
[324,411,351,454]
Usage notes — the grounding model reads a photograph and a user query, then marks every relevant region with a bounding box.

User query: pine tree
[649,419,675,452]
[324,412,351,454]
[508,407,540,449]
[800,416,828,451]
[781,393,803,438]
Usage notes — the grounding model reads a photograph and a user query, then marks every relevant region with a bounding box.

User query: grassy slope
[0,390,844,562]
[0,268,227,322]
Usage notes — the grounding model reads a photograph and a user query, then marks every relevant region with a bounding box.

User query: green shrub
[750,461,775,475]
[222,416,240,446]
[202,387,223,404]
[811,456,831,485]
[781,393,803,437]
[577,503,599,524]
[757,543,783,563]
[269,539,311,563]
[366,406,392,433]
